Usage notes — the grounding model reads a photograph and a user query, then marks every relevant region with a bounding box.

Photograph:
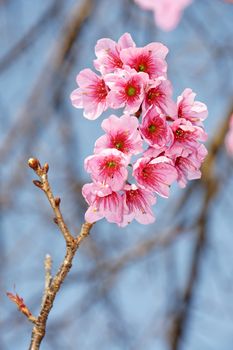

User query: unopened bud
[53,218,59,225]
[33,180,43,189]
[28,158,40,170]
[54,197,61,206]
[43,163,49,174]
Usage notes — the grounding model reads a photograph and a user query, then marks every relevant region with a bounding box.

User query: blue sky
[1,0,233,349]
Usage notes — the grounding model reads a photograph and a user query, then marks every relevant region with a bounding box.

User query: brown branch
[26,158,93,349]
[29,158,74,244]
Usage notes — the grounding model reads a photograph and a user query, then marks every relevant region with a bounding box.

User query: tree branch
[27,158,93,349]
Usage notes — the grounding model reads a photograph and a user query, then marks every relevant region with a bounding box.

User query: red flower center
[147,89,160,103]
[142,166,150,178]
[106,161,116,168]
[96,80,108,101]
[138,63,146,72]
[175,128,185,140]
[148,124,157,133]
[109,131,131,153]
[126,85,136,96]
[115,141,123,150]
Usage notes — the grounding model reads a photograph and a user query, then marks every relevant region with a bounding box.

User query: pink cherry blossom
[70,69,109,120]
[120,42,168,79]
[94,114,143,157]
[225,114,233,156]
[120,184,156,226]
[82,182,123,224]
[177,88,208,125]
[143,79,176,118]
[70,33,208,226]
[134,0,193,31]
[169,118,207,155]
[140,106,173,148]
[133,156,177,197]
[84,148,128,191]
[105,69,148,114]
[94,33,135,75]
[175,144,208,188]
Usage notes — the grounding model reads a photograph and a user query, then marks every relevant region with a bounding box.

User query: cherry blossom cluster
[225,114,233,156]
[70,33,208,226]
[134,0,233,31]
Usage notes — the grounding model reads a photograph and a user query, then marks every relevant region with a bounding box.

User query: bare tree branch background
[1,0,233,349]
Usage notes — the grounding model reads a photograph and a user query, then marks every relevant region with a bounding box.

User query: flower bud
[43,163,49,174]
[28,158,40,170]
[53,218,59,225]
[33,180,43,189]
[54,197,61,206]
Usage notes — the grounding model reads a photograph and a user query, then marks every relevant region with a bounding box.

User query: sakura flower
[174,144,208,188]
[134,0,193,31]
[70,33,208,226]
[225,114,233,156]
[143,79,177,118]
[94,114,143,157]
[177,88,208,125]
[70,68,109,120]
[105,69,148,114]
[169,118,207,155]
[82,182,123,224]
[133,156,177,197]
[94,32,135,75]
[84,148,128,191]
[120,42,168,79]
[140,106,173,148]
[120,184,156,226]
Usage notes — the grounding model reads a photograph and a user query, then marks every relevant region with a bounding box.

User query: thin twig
[6,292,37,324]
[27,158,93,349]
[30,159,74,244]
